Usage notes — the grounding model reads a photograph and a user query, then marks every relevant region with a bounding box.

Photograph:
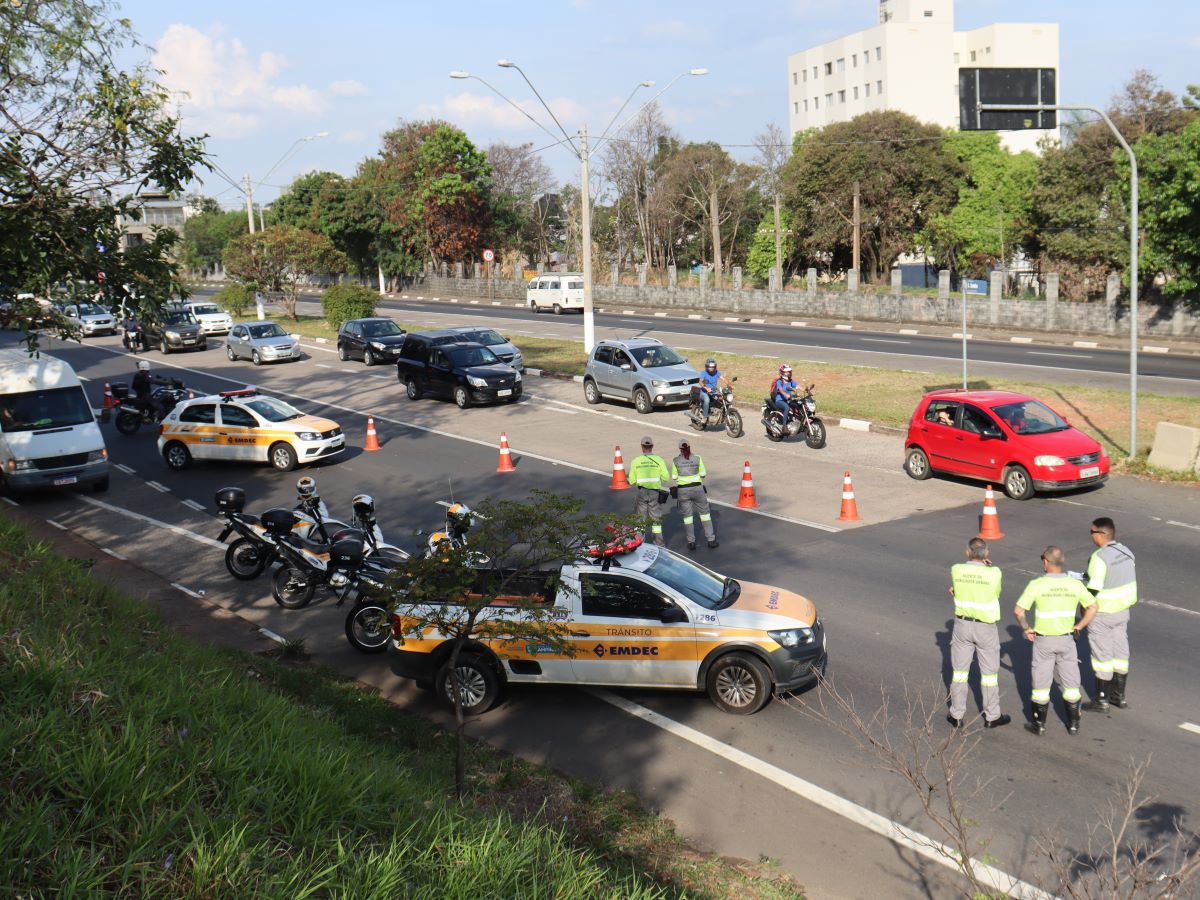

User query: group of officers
[948,518,1137,735]
[627,435,719,551]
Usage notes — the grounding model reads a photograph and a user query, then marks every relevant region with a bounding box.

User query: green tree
[745,207,795,283]
[486,141,558,267]
[0,0,207,348]
[272,171,379,279]
[925,132,1038,278]
[182,208,247,272]
[320,282,377,326]
[222,226,347,319]
[782,111,961,282]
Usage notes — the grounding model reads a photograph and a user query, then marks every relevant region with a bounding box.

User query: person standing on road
[671,439,718,551]
[1014,546,1098,736]
[946,537,1010,730]
[1083,517,1137,711]
[629,436,669,546]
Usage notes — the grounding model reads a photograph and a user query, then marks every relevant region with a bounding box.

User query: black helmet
[352,493,375,521]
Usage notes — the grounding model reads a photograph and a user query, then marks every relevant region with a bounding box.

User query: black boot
[1083,680,1110,712]
[1024,702,1047,736]
[1110,672,1129,708]
[983,713,1011,729]
[1066,700,1082,735]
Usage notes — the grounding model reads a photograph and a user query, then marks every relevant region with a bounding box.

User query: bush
[322,283,378,326]
[216,283,256,316]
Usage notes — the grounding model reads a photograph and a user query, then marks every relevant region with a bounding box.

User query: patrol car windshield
[454,328,505,346]
[448,346,500,367]
[0,386,94,433]
[248,324,287,339]
[361,320,403,337]
[190,303,221,315]
[642,551,729,610]
[634,346,687,368]
[990,400,1068,435]
[242,397,303,422]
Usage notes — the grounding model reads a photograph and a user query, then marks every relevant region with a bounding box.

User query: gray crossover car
[225,321,300,365]
[582,338,700,414]
[444,325,524,372]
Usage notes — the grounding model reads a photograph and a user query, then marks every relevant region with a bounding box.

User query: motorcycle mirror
[413,528,426,536]
[730,376,738,382]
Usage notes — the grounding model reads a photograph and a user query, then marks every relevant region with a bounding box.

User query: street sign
[482,248,495,262]
[959,68,1057,131]
[963,278,988,296]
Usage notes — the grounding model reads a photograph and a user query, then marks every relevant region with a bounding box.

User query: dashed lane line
[1167,520,1200,532]
[171,583,203,599]
[1181,723,1200,736]
[590,689,1051,900]
[101,547,128,561]
[182,499,207,513]
[1141,599,1200,618]
[146,480,170,493]
[77,495,225,550]
[114,463,136,475]
[46,519,67,530]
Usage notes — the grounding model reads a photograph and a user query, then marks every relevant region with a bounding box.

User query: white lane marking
[46,519,67,530]
[171,583,203,599]
[1028,351,1092,359]
[1166,520,1200,532]
[753,354,779,359]
[861,338,911,344]
[114,463,136,475]
[259,627,287,644]
[78,495,225,550]
[316,363,335,369]
[1141,599,1200,618]
[1181,722,1200,735]
[298,342,338,354]
[542,406,580,415]
[1,496,18,507]
[146,480,170,493]
[101,547,127,561]
[590,689,1051,900]
[182,499,207,512]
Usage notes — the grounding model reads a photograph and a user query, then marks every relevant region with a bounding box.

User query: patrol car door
[174,402,218,458]
[217,403,264,460]
[570,571,696,687]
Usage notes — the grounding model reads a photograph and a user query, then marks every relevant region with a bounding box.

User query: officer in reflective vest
[629,436,670,546]
[671,439,717,551]
[946,537,1010,729]
[1014,546,1098,736]
[1083,517,1137,711]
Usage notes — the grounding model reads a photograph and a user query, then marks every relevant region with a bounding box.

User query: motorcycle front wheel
[225,538,269,580]
[345,600,392,653]
[805,417,828,449]
[114,410,141,435]
[725,408,744,438]
[272,565,317,609]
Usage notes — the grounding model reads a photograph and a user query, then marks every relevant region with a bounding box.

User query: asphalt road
[8,328,1200,898]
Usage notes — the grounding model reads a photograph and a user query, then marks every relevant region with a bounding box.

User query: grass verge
[0,516,803,898]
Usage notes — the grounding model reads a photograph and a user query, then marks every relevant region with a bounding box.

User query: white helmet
[296,476,317,498]
[137,360,150,371]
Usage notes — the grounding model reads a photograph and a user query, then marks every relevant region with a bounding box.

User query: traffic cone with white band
[837,471,861,522]
[496,432,516,473]
[736,460,758,509]
[103,383,114,409]
[364,416,381,452]
[977,484,1004,539]
[610,446,630,490]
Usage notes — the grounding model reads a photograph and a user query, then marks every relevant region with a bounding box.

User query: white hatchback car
[526,272,584,314]
[185,300,233,335]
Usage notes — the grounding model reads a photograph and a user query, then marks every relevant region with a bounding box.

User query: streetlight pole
[980,103,1139,457]
[579,123,596,353]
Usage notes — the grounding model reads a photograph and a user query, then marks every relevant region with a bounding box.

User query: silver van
[526,272,584,314]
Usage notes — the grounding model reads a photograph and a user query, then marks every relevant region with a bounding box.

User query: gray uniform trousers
[948,618,1002,721]
[634,487,665,545]
[1087,609,1130,680]
[676,484,715,543]
[1031,634,1083,705]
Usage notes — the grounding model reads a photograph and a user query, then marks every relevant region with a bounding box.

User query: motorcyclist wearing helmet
[122,310,142,351]
[772,364,801,424]
[696,358,730,421]
[131,359,170,419]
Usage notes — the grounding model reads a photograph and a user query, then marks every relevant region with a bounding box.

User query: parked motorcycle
[761,383,827,448]
[686,378,743,437]
[262,508,370,609]
[338,559,403,653]
[111,379,188,435]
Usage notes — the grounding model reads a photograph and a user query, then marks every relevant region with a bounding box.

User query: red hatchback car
[904,390,1109,500]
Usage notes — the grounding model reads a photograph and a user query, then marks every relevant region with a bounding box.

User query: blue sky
[118,0,1200,207]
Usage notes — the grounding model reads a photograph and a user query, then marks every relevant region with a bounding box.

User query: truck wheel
[436,653,500,715]
[706,652,772,715]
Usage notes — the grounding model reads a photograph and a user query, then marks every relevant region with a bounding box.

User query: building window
[803,99,809,112]
[813,96,819,110]
[793,101,799,113]
[792,72,797,85]
[953,52,959,64]
[838,89,846,103]
[864,50,869,66]
[877,80,883,94]
[837,57,845,73]
[853,85,859,99]
[813,65,818,78]
[865,82,871,97]
[924,9,933,16]
[802,69,808,83]
[876,47,882,61]
[825,92,833,107]
[852,53,858,67]
[970,50,976,62]
[825,61,833,75]
[986,46,991,54]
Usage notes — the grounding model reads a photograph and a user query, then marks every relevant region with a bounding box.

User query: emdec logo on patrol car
[593,643,659,658]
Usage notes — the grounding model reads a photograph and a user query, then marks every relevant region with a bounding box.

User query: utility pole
[709,188,722,289]
[852,181,861,278]
[773,192,783,291]
[580,123,595,353]
[244,174,256,234]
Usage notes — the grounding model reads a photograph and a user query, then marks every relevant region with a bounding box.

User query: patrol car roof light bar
[978,100,1139,459]
[219,387,258,401]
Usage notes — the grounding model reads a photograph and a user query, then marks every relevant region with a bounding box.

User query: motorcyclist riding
[696,358,730,422]
[771,364,801,424]
[131,360,170,419]
[122,311,142,351]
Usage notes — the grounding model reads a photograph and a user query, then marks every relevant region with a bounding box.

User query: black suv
[144,306,207,354]
[337,317,406,366]
[396,330,522,408]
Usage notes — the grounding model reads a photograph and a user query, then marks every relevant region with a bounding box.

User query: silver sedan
[225,321,300,365]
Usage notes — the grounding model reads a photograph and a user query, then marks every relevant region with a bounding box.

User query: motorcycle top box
[261,507,298,537]
[330,533,366,569]
[214,486,246,513]
[110,382,131,400]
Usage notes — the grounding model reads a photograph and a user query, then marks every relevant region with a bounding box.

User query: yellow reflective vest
[950,561,1002,624]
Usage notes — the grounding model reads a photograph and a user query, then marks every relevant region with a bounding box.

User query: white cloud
[421,92,585,135]
[152,24,336,137]
[329,79,368,97]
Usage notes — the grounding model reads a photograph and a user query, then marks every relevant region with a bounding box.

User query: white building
[786,0,1059,152]
[119,192,198,250]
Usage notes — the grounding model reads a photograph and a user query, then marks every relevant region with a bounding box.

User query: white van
[526,272,585,314]
[0,349,109,493]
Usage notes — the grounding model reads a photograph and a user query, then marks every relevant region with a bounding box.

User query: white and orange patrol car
[387,537,827,715]
[157,388,344,472]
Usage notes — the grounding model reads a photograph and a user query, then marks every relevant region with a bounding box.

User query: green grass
[0,517,803,898]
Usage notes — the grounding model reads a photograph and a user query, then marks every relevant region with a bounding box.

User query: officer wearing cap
[1082,517,1137,711]
[671,438,717,551]
[628,436,669,545]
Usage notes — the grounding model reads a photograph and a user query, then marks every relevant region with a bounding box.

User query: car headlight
[86,449,107,462]
[165,330,180,339]
[467,375,488,388]
[8,459,36,471]
[768,627,815,648]
[370,341,386,350]
[652,379,668,388]
[295,431,321,441]
[514,371,522,382]
[1034,455,1065,467]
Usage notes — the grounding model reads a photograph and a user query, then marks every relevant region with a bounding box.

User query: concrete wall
[414,272,1200,338]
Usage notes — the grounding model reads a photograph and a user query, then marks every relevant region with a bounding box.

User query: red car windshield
[990,400,1068,435]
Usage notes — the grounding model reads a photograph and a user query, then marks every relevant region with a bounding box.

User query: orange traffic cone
[610,445,630,490]
[496,432,516,473]
[736,460,758,509]
[838,471,861,522]
[364,416,381,452]
[103,382,114,409]
[977,485,1004,540]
